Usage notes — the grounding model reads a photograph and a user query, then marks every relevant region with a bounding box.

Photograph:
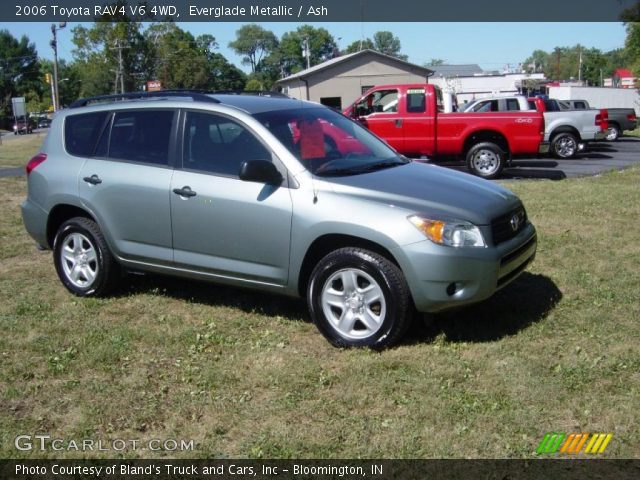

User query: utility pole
[50,22,66,111]
[302,36,310,69]
[111,39,128,94]
[578,46,582,83]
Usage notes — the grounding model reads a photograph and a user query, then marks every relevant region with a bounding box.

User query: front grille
[491,206,527,245]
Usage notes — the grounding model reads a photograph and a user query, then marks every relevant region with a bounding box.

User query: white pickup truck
[460,95,608,159]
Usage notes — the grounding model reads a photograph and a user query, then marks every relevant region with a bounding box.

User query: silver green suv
[22,91,536,348]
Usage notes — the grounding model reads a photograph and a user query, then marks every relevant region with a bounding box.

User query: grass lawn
[0,134,45,168]
[0,138,638,459]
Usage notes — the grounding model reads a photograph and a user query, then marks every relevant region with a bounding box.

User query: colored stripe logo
[536,433,613,455]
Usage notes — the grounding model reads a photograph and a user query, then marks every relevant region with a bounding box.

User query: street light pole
[50,22,66,111]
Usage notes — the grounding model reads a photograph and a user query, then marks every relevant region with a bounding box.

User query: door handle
[83,174,102,185]
[173,186,197,198]
[395,119,403,128]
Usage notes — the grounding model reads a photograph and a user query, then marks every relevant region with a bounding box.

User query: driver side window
[356,89,399,116]
[183,111,270,177]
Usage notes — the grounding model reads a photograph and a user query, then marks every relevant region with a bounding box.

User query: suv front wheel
[53,217,119,297]
[307,248,412,348]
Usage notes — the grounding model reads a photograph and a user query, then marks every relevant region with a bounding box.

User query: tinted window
[506,99,520,111]
[574,101,587,109]
[65,111,109,157]
[406,88,426,113]
[183,111,270,176]
[108,110,174,166]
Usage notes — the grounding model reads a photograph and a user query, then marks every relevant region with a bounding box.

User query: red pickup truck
[343,84,548,179]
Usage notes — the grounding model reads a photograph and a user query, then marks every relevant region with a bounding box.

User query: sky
[0,22,628,72]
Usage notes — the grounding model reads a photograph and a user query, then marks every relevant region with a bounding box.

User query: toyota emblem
[510,214,521,231]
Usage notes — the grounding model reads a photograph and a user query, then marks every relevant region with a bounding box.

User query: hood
[325,161,522,225]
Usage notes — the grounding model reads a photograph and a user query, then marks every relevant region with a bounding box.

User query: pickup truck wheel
[53,217,119,297]
[466,142,505,179]
[605,125,620,141]
[551,132,579,159]
[307,248,412,349]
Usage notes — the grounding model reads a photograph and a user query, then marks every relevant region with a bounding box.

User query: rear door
[78,109,176,264]
[401,87,434,156]
[353,87,404,151]
[170,109,292,286]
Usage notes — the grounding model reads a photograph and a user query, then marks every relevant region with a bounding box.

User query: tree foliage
[344,39,374,54]
[0,29,40,115]
[228,24,278,72]
[523,45,624,86]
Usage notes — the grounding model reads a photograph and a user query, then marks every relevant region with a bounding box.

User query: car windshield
[253,107,407,176]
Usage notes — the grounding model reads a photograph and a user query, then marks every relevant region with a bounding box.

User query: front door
[354,88,404,152]
[170,110,293,286]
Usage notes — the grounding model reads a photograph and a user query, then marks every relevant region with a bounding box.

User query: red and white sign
[147,81,162,92]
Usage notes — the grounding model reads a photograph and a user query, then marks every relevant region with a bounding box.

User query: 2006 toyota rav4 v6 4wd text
[22,91,537,348]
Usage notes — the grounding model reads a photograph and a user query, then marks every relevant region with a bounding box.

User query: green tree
[373,31,407,60]
[228,24,278,72]
[277,25,338,75]
[71,17,152,96]
[624,23,640,79]
[425,58,446,66]
[0,30,40,116]
[144,23,211,89]
[344,39,374,54]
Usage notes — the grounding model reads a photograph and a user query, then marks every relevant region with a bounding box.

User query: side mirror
[239,160,283,185]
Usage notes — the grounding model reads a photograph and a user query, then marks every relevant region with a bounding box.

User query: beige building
[274,49,433,110]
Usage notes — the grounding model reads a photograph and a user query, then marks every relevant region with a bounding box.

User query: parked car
[528,98,609,158]
[21,91,537,348]
[343,84,548,179]
[557,99,636,141]
[457,95,608,159]
[13,116,35,135]
[38,117,52,129]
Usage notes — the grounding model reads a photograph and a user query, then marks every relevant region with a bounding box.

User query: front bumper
[393,223,537,313]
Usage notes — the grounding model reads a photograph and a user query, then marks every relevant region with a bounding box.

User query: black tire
[53,217,119,297]
[307,247,412,349]
[605,124,620,141]
[465,142,505,179]
[551,132,579,159]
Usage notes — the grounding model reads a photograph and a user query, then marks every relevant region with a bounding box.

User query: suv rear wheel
[53,217,119,297]
[307,248,412,348]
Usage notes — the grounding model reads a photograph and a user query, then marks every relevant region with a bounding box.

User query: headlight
[408,215,486,247]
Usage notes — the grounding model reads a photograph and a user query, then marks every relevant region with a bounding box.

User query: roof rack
[210,90,290,98]
[69,90,221,108]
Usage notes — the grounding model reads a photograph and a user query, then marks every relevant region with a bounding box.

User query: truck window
[355,89,398,116]
[406,88,426,113]
[472,100,499,112]
[506,99,520,111]
[574,101,587,109]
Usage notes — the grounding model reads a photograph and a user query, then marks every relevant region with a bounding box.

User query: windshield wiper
[315,158,409,177]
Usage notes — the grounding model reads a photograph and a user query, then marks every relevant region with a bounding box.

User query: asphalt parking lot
[440,136,640,180]
[1,132,640,179]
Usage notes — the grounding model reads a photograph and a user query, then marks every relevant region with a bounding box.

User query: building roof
[428,64,484,78]
[275,49,433,84]
[614,68,634,78]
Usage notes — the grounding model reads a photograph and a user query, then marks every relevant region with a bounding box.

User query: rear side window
[406,88,426,113]
[64,111,109,156]
[574,101,587,109]
[108,110,174,166]
[506,99,521,111]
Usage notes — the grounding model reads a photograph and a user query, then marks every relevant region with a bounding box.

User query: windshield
[254,107,407,176]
